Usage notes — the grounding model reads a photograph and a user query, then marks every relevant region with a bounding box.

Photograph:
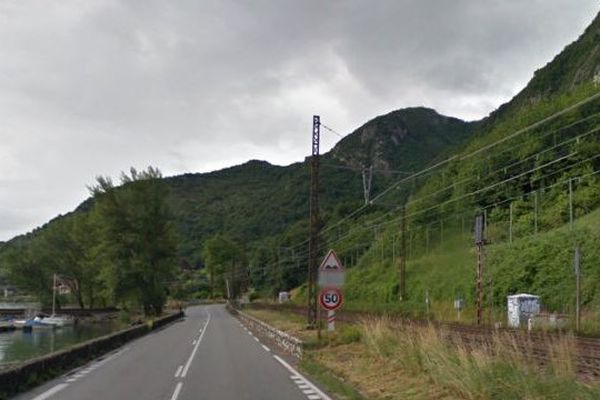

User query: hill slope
[339,11,600,325]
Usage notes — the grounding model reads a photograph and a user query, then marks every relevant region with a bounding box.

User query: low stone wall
[0,307,120,317]
[0,310,184,399]
[229,305,303,359]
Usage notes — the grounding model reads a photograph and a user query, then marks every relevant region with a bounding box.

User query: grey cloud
[0,0,598,240]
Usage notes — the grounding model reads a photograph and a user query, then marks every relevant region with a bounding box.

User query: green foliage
[91,167,177,315]
[202,235,246,299]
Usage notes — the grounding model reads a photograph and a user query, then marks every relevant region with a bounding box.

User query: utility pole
[534,190,539,234]
[399,205,407,301]
[569,178,574,229]
[509,202,513,244]
[307,115,320,328]
[574,245,581,331]
[475,213,486,326]
[362,165,373,205]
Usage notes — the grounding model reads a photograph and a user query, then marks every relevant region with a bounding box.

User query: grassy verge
[244,305,600,399]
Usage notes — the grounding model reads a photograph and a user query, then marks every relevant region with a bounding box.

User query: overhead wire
[237,92,600,283]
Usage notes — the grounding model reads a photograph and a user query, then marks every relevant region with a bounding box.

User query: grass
[245,305,600,399]
[359,317,600,399]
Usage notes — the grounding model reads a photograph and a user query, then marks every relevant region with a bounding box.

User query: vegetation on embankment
[341,208,600,331]
[244,306,600,400]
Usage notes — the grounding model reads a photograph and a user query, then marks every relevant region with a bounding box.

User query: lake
[0,322,118,365]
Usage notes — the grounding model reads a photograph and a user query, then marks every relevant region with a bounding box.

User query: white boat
[38,274,75,327]
[13,318,54,330]
[39,315,74,327]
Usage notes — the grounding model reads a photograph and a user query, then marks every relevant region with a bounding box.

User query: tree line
[0,167,177,315]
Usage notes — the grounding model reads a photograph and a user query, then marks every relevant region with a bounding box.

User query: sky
[0,0,598,241]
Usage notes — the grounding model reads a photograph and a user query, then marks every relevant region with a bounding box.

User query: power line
[320,122,344,138]
[237,93,600,284]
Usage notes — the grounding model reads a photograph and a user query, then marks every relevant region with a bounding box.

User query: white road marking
[192,340,197,345]
[181,312,211,378]
[169,382,184,400]
[254,337,259,342]
[304,389,316,394]
[299,384,310,389]
[262,345,271,352]
[174,365,183,378]
[307,395,321,400]
[273,355,332,400]
[30,383,69,400]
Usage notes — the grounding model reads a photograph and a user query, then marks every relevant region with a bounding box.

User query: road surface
[16,305,330,400]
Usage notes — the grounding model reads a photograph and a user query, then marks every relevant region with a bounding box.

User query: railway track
[247,302,600,380]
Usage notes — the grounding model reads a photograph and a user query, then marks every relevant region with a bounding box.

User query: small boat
[39,315,74,327]
[13,318,54,330]
[36,273,75,328]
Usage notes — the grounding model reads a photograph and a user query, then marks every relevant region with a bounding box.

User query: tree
[91,167,177,315]
[202,235,246,299]
[1,240,54,306]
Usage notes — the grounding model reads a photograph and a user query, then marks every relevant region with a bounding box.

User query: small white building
[507,293,540,328]
[278,291,289,303]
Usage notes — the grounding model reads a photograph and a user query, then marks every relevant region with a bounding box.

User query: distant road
[17,305,329,400]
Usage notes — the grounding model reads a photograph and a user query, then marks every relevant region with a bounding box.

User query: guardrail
[228,305,303,359]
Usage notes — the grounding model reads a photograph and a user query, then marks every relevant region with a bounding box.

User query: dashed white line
[174,365,183,378]
[273,355,332,400]
[254,337,260,342]
[30,383,69,400]
[261,344,271,352]
[169,382,184,400]
[181,312,211,378]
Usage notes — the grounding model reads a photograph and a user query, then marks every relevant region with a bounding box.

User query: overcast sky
[0,1,598,241]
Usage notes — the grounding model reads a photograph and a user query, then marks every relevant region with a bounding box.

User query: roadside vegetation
[244,306,600,399]
[0,167,177,316]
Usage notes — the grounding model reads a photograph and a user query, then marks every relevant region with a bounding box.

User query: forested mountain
[165,107,477,261]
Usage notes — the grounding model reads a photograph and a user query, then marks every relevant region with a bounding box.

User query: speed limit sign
[319,287,343,311]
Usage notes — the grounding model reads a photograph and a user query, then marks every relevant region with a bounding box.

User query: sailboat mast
[52,273,57,315]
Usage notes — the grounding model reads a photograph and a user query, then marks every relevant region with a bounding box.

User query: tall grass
[360,317,599,399]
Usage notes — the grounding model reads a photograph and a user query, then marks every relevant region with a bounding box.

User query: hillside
[337,11,600,325]
[0,107,476,272]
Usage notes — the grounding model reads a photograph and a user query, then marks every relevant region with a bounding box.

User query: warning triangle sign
[319,250,345,273]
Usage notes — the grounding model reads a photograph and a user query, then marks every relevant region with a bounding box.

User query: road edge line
[272,355,332,400]
[30,383,68,400]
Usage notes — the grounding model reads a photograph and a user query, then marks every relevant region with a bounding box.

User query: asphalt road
[16,305,330,400]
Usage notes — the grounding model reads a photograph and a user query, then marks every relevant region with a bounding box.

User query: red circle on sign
[319,287,343,311]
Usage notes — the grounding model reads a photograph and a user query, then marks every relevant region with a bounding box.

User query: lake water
[0,323,118,365]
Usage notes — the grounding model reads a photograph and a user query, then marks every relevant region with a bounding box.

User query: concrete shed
[507,293,540,328]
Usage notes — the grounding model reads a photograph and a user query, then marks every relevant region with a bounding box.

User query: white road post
[327,310,335,332]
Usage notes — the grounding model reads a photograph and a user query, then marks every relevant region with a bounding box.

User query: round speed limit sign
[319,287,344,311]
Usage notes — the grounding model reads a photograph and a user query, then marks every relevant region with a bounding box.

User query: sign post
[317,250,346,333]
